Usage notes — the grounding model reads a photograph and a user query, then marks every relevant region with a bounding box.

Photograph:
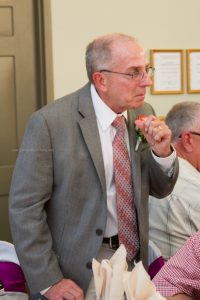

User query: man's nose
[139,73,152,87]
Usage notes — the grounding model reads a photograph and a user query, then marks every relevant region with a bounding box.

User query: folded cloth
[0,241,27,295]
[148,241,164,279]
[92,244,128,300]
[123,261,166,300]
[0,241,19,265]
[0,262,27,293]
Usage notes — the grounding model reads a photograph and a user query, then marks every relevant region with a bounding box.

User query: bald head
[85,33,142,82]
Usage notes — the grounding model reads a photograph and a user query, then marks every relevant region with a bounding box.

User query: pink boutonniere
[135,115,147,151]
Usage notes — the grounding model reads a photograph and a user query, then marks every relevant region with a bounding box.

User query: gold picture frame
[186,49,200,93]
[150,49,184,94]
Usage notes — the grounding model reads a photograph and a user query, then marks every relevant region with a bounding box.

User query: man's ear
[180,132,193,152]
[92,72,107,92]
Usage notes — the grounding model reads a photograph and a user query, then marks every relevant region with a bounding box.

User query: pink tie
[112,116,139,261]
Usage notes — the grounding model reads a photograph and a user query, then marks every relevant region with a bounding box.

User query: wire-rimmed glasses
[99,66,155,81]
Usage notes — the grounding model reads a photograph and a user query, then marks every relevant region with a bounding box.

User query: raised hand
[135,115,172,157]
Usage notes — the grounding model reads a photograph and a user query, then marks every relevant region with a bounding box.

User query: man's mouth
[136,93,145,98]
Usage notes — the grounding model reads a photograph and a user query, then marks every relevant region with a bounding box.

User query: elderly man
[9,33,178,300]
[149,101,200,261]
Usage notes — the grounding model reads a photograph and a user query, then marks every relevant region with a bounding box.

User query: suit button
[86,262,92,269]
[96,229,103,236]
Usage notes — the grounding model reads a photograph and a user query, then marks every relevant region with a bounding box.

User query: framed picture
[186,49,200,93]
[150,49,184,94]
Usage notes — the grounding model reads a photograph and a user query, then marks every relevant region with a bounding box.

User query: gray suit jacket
[9,83,178,295]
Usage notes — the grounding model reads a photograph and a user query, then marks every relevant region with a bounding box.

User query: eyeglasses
[179,131,200,138]
[191,131,200,136]
[99,66,155,81]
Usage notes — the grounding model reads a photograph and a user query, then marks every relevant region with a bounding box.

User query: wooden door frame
[34,0,54,106]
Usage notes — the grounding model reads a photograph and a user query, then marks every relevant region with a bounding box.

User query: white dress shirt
[91,84,176,237]
[149,157,200,261]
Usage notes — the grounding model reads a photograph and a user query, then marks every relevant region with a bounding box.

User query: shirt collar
[90,84,127,131]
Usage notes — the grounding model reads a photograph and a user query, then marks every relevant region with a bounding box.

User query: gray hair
[85,33,137,82]
[165,101,200,142]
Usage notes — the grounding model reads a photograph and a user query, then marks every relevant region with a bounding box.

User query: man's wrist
[152,145,176,175]
[152,144,174,158]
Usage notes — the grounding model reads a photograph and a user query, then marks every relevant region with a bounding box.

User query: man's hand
[135,115,172,157]
[44,278,84,300]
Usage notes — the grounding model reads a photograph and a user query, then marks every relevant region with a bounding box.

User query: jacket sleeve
[9,111,63,293]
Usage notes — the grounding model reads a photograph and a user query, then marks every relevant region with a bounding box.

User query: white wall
[50,0,200,115]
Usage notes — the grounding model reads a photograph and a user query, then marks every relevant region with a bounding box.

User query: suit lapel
[127,110,141,211]
[77,84,106,192]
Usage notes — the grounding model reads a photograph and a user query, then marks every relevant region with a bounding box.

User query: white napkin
[123,261,166,300]
[92,244,128,300]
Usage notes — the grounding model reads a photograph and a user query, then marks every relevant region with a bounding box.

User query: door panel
[0,56,17,166]
[0,0,42,241]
